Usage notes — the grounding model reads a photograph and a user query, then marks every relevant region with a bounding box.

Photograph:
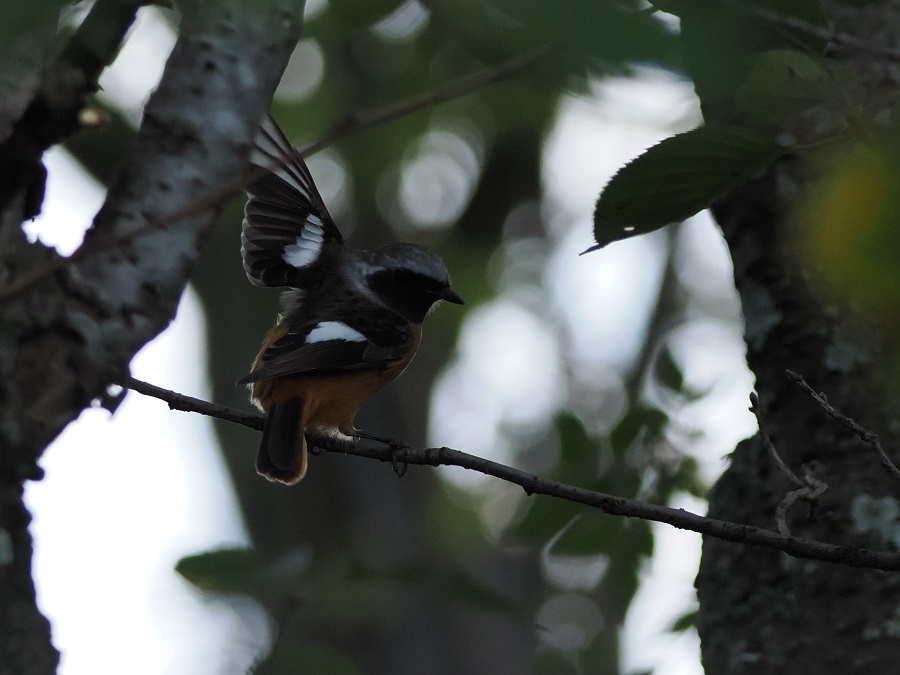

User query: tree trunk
[0,3,303,669]
[697,2,900,672]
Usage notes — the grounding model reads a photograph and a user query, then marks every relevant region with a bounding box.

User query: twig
[122,376,264,431]
[773,463,829,537]
[786,370,900,484]
[751,391,829,535]
[121,376,900,571]
[0,52,538,301]
[299,51,539,156]
[750,392,803,486]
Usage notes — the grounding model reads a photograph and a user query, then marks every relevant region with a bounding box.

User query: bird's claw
[355,430,409,478]
[304,432,326,456]
[391,446,409,478]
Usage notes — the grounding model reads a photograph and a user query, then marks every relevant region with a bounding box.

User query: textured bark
[696,2,900,672]
[0,2,303,669]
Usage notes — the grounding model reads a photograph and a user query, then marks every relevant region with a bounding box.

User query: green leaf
[431,0,677,75]
[609,406,669,456]
[555,412,595,479]
[175,548,263,593]
[666,455,708,499]
[655,0,827,52]
[511,492,588,543]
[654,0,827,116]
[653,346,708,404]
[590,126,786,250]
[734,49,832,124]
[654,346,685,394]
[671,609,699,633]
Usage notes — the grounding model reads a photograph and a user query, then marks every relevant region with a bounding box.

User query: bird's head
[363,243,464,323]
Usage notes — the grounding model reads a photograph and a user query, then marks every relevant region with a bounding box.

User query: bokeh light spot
[275,39,325,102]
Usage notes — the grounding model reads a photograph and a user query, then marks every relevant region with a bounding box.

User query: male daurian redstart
[238,115,464,485]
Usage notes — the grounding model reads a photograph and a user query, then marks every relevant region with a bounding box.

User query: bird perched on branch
[238,115,464,485]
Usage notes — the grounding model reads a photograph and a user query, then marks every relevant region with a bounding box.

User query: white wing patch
[306,321,367,344]
[282,216,325,268]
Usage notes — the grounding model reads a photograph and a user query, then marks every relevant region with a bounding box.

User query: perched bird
[238,115,464,485]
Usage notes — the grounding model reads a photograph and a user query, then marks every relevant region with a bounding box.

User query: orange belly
[251,360,413,435]
[249,323,422,435]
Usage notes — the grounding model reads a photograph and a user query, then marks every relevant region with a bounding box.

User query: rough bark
[696,2,900,672]
[0,2,303,670]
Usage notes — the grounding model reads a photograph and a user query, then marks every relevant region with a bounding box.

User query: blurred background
[24,2,757,673]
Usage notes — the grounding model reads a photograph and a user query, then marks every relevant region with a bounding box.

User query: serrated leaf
[175,548,263,593]
[591,126,786,250]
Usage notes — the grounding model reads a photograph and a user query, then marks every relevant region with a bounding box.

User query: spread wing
[241,115,344,288]
[238,319,415,384]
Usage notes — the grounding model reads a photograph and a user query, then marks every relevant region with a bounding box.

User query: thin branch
[122,377,900,572]
[122,376,264,431]
[0,52,537,302]
[773,463,829,537]
[299,51,540,156]
[751,391,829,536]
[786,369,900,484]
[750,392,803,487]
[773,464,829,536]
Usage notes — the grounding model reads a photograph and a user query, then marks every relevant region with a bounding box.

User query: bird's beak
[440,288,465,305]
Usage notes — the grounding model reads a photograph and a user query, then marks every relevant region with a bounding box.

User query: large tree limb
[0,2,304,670]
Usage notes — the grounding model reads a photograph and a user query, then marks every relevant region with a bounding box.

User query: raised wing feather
[241,115,344,288]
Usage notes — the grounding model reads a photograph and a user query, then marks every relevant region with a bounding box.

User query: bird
[238,115,464,485]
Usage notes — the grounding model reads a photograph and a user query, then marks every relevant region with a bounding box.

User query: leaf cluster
[590,0,854,251]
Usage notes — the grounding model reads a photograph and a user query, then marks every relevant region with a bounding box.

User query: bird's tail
[257,398,308,484]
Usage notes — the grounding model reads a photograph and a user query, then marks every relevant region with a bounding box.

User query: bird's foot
[307,440,326,456]
[355,430,409,478]
[306,429,355,455]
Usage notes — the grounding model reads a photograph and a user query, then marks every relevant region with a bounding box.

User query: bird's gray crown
[363,242,451,286]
